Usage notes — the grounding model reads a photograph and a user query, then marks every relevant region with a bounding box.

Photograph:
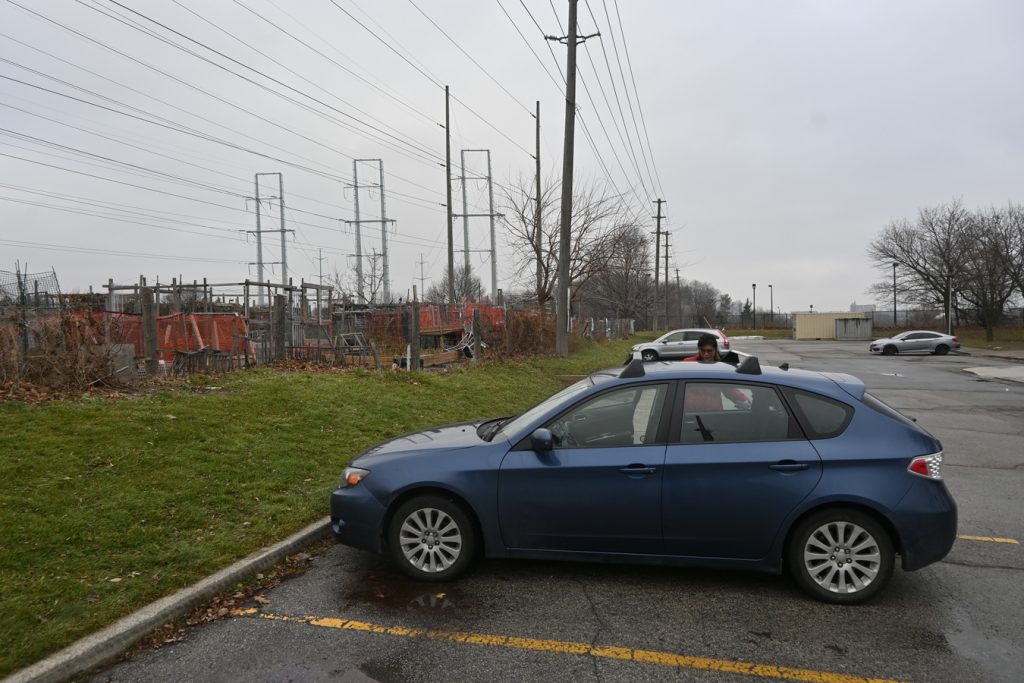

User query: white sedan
[869,331,961,356]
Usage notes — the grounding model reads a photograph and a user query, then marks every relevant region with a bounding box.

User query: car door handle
[769,461,809,471]
[618,465,657,474]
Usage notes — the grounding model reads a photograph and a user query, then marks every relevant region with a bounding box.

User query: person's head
[696,333,720,362]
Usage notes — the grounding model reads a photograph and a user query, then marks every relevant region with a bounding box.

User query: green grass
[0,339,635,676]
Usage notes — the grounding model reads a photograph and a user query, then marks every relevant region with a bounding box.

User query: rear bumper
[892,478,958,571]
[330,485,387,554]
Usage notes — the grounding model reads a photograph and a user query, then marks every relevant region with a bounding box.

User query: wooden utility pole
[652,199,664,330]
[675,268,683,328]
[534,100,543,310]
[445,85,455,304]
[549,0,597,356]
[663,231,670,326]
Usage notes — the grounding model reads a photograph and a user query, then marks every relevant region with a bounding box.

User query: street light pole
[892,262,897,328]
[752,283,756,330]
[768,284,773,325]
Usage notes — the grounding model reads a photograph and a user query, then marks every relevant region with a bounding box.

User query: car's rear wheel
[388,495,476,582]
[641,349,659,362]
[882,345,897,356]
[934,344,950,355]
[787,508,894,604]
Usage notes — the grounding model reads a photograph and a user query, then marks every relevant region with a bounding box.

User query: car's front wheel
[787,508,894,604]
[388,495,476,581]
[641,349,659,362]
[882,345,897,356]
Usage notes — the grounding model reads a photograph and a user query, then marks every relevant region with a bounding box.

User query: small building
[793,312,872,340]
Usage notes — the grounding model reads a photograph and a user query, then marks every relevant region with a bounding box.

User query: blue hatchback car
[331,357,957,604]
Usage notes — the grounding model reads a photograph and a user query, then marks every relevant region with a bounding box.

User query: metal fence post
[141,286,159,376]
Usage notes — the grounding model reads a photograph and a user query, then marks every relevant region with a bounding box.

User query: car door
[498,383,672,554]
[662,381,822,559]
[659,331,688,358]
[902,332,930,352]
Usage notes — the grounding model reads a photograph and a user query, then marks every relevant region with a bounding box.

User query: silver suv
[631,328,730,362]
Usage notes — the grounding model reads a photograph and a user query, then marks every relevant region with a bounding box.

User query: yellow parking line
[231,608,906,683]
[958,535,1020,545]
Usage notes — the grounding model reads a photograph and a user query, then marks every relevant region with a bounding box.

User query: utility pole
[652,198,664,330]
[663,231,670,326]
[445,85,455,304]
[548,0,598,357]
[249,173,288,306]
[534,100,543,310]
[378,160,390,303]
[455,149,503,300]
[675,268,683,328]
[253,174,264,306]
[345,160,395,305]
[417,253,428,296]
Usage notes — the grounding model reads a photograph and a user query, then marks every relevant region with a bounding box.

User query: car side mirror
[531,428,553,453]
[660,340,668,344]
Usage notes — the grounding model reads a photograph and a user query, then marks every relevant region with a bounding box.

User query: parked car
[630,328,729,361]
[331,357,957,604]
[869,330,960,355]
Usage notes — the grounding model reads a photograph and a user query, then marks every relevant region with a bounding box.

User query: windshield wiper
[480,416,514,441]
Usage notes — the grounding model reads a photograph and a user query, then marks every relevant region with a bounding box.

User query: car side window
[683,331,704,341]
[547,384,668,449]
[679,383,798,443]
[664,332,685,342]
[782,388,853,439]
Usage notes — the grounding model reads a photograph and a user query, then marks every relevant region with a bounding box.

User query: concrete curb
[962,367,1024,384]
[4,517,333,683]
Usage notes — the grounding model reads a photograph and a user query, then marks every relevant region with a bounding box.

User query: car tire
[934,344,949,355]
[641,349,659,362]
[882,345,897,356]
[787,508,894,605]
[388,495,476,582]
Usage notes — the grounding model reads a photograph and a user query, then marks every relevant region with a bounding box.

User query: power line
[0,238,247,264]
[327,0,535,158]
[406,0,533,116]
[611,0,665,198]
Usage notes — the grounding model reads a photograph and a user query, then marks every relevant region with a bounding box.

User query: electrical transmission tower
[247,172,291,307]
[344,159,395,305]
[454,149,502,299]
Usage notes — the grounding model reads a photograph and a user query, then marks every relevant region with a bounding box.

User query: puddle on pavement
[344,571,467,614]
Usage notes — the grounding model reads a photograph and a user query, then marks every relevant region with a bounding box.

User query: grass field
[0,339,635,676]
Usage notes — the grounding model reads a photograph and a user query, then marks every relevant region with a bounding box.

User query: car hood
[356,421,484,460]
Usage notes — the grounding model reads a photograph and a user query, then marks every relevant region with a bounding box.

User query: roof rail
[620,358,646,378]
[736,355,762,375]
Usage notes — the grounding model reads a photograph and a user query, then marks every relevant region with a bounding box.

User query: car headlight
[631,345,639,351]
[339,466,369,488]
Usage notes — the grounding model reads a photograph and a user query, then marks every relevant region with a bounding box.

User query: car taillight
[908,452,943,480]
[952,336,959,342]
[720,332,729,347]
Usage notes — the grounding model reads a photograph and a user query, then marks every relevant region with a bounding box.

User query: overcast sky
[2,0,1022,313]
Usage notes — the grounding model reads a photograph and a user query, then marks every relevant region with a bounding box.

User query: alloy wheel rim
[399,507,462,572]
[803,521,881,594]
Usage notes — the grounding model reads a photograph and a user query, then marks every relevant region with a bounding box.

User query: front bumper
[330,484,388,554]
[891,478,958,571]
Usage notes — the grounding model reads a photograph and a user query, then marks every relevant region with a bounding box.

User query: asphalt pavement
[8,339,1024,679]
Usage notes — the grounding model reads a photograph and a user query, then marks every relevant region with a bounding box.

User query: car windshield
[893,332,912,339]
[492,374,610,441]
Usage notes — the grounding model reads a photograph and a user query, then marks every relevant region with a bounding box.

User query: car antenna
[779,362,790,371]
[736,356,762,375]
[620,357,646,378]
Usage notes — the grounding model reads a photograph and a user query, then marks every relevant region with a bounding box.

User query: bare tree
[959,208,1019,340]
[501,174,641,311]
[424,263,485,305]
[582,224,653,320]
[329,252,387,306]
[866,200,972,314]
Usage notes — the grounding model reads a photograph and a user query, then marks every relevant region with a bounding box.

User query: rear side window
[783,388,853,439]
